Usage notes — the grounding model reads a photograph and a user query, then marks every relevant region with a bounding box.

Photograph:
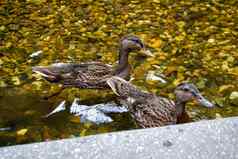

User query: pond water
[0,0,238,147]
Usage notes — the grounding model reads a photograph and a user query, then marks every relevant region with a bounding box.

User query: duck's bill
[32,66,59,82]
[195,94,214,108]
[140,48,154,57]
[106,78,120,96]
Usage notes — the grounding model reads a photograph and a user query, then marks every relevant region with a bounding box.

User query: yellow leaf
[150,38,162,48]
[165,66,177,75]
[173,78,184,86]
[17,129,28,136]
[0,81,7,87]
[215,113,222,119]
[6,42,12,48]
[229,67,238,76]
[157,54,167,60]
[177,21,185,28]
[218,85,234,93]
[12,76,21,86]
[84,122,93,128]
[173,72,185,86]
[69,116,81,123]
[192,69,201,77]
[80,129,87,137]
[24,110,36,116]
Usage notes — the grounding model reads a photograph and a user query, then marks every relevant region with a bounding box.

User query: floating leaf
[150,38,162,48]
[215,113,222,119]
[229,92,238,106]
[0,81,7,87]
[12,76,21,86]
[80,129,87,137]
[214,97,225,107]
[218,85,234,93]
[17,129,28,136]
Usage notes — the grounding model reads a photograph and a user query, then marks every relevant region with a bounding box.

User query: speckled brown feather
[60,62,115,88]
[107,76,177,128]
[128,96,177,128]
[33,62,130,89]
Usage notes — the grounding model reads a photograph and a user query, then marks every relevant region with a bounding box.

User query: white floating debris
[69,100,127,124]
[70,101,128,115]
[146,71,167,83]
[29,50,43,58]
[70,98,87,114]
[70,104,113,124]
[43,98,127,124]
[79,108,113,124]
[0,127,12,131]
[43,100,66,118]
[94,103,128,113]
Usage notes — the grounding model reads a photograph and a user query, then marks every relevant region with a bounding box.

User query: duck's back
[64,62,115,88]
[106,76,178,128]
[33,62,118,88]
[129,96,177,128]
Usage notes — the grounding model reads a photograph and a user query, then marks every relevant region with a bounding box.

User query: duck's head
[174,83,214,108]
[120,35,153,57]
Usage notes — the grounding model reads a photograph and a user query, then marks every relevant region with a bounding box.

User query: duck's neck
[114,47,130,75]
[175,100,186,117]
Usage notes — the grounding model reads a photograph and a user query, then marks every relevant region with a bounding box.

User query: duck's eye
[119,83,124,89]
[183,88,189,92]
[131,39,143,47]
[131,39,140,43]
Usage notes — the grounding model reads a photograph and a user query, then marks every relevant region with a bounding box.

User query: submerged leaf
[69,116,81,123]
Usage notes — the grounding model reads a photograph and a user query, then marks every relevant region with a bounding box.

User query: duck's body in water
[107,76,214,128]
[32,35,153,89]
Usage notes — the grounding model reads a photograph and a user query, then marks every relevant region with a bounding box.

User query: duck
[106,76,214,128]
[32,35,153,89]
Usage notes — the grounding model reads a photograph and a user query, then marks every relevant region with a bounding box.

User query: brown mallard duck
[107,76,214,128]
[32,35,153,89]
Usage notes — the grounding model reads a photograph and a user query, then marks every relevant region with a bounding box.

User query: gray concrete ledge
[1,117,238,159]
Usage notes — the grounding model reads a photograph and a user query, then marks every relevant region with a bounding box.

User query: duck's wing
[130,97,177,128]
[33,62,114,88]
[63,62,114,88]
[73,62,114,81]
